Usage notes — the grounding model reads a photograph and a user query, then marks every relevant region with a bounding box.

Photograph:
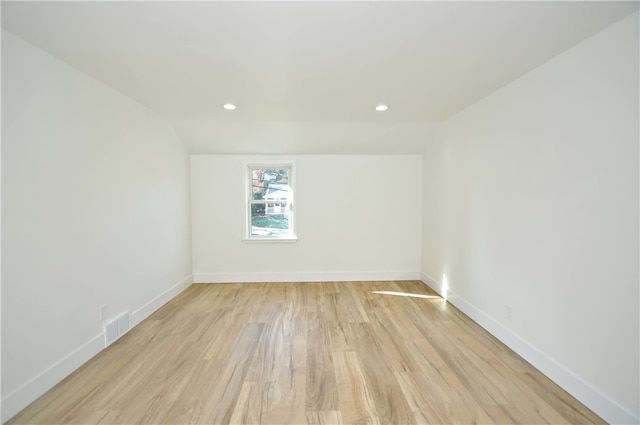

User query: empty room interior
[1,1,639,424]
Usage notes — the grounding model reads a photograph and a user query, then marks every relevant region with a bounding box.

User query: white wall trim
[1,275,194,424]
[420,271,638,425]
[420,271,443,296]
[194,271,421,283]
[1,334,104,423]
[131,274,194,327]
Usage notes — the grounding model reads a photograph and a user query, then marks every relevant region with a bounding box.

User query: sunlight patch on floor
[372,291,440,299]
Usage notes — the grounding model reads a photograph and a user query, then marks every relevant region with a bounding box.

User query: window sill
[242,236,298,244]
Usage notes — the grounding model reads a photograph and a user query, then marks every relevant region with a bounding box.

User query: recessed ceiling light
[223,103,237,110]
[375,104,389,111]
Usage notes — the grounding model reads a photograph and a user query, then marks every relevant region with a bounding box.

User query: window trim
[243,160,297,243]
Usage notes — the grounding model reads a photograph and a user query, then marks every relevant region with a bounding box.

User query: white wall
[422,12,639,424]
[1,31,193,422]
[192,155,422,282]
[176,121,438,155]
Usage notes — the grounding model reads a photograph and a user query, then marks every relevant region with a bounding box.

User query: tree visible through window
[247,165,295,239]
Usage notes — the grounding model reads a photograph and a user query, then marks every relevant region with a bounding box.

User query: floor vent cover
[104,311,131,347]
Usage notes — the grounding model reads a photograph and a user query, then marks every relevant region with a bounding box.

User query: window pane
[247,164,294,239]
[251,202,290,236]
[251,168,289,202]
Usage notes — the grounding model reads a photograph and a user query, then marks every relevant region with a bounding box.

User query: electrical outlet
[100,304,108,322]
[506,304,513,322]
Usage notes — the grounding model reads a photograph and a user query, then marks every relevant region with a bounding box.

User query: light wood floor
[9,281,605,425]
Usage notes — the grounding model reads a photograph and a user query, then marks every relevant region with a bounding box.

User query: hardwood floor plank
[195,322,264,424]
[306,410,344,425]
[228,382,257,425]
[333,351,380,425]
[352,322,415,425]
[363,298,427,373]
[394,370,479,425]
[418,319,512,406]
[345,282,371,323]
[159,358,223,424]
[7,281,605,425]
[249,333,307,425]
[306,312,339,412]
[405,337,489,421]
[519,371,607,424]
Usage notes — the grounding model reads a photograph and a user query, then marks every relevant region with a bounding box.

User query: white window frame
[244,160,297,243]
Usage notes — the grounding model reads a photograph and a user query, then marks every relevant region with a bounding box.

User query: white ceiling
[2,1,638,154]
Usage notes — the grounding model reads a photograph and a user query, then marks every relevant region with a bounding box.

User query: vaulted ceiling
[2,1,638,154]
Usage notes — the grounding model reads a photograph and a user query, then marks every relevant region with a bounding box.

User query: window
[246,163,296,241]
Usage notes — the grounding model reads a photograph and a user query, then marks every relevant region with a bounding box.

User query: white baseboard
[131,275,193,327]
[194,270,421,283]
[420,272,638,425]
[1,275,193,424]
[0,334,104,423]
[420,271,444,296]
